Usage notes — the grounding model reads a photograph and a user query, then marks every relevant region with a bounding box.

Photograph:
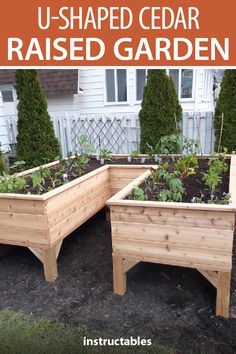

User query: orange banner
[0,0,235,66]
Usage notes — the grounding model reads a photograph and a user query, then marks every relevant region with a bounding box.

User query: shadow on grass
[0,311,172,354]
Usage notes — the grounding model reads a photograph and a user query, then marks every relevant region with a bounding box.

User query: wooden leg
[113,256,126,295]
[216,271,231,318]
[42,246,58,283]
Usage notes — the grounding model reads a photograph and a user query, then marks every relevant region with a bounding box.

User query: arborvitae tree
[15,70,61,168]
[0,144,8,175]
[139,69,182,153]
[214,70,236,152]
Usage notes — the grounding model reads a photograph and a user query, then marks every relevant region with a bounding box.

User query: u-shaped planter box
[106,156,236,318]
[0,155,235,318]
[0,160,153,282]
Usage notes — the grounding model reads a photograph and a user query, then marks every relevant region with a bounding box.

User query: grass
[0,311,173,354]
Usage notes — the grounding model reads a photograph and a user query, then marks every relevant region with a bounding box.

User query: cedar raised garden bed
[0,157,153,282]
[106,156,236,318]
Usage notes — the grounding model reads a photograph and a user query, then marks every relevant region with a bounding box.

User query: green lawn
[0,311,173,354]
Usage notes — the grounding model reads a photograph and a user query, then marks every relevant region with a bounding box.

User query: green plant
[202,171,222,195]
[133,186,145,201]
[100,149,112,161]
[176,155,199,179]
[77,135,95,156]
[182,137,200,155]
[131,150,139,159]
[15,69,61,168]
[11,160,26,172]
[214,70,236,153]
[157,134,181,155]
[0,174,27,193]
[0,144,8,175]
[150,163,169,184]
[202,156,228,195]
[207,158,228,175]
[73,155,87,176]
[139,69,182,153]
[158,189,172,202]
[207,193,231,205]
[158,175,184,202]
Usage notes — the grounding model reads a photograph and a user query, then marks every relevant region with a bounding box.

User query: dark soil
[11,157,157,195]
[128,159,231,204]
[0,210,235,354]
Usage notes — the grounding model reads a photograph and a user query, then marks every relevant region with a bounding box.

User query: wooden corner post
[216,271,231,318]
[113,256,126,295]
[42,246,58,282]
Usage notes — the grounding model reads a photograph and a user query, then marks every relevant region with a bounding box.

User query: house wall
[78,69,214,115]
[0,69,215,153]
[0,94,10,152]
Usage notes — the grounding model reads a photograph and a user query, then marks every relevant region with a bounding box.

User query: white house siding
[0,69,216,153]
[78,69,215,116]
[0,94,11,152]
[47,96,79,114]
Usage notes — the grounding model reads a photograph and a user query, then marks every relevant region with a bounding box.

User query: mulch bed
[0,210,235,354]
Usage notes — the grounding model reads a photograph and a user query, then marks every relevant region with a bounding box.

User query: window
[169,69,194,99]
[181,69,193,99]
[136,69,147,101]
[105,69,127,103]
[1,90,14,102]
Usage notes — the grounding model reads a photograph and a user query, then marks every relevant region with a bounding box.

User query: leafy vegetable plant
[133,186,145,201]
[176,155,199,179]
[77,135,96,156]
[100,149,112,162]
[0,173,27,193]
[157,134,181,155]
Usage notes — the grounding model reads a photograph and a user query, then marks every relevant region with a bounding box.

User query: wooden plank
[112,239,232,270]
[55,240,63,259]
[229,155,236,206]
[110,188,122,197]
[109,166,154,178]
[113,238,232,263]
[107,198,236,212]
[45,169,109,213]
[0,226,50,246]
[111,222,233,251]
[216,272,231,318]
[110,206,235,231]
[113,256,126,295]
[113,251,231,272]
[43,165,109,200]
[198,269,218,288]
[49,190,110,244]
[47,181,109,227]
[109,178,142,189]
[0,212,48,230]
[0,199,45,214]
[108,169,153,202]
[123,259,139,273]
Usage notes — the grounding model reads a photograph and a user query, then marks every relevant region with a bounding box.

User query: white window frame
[0,84,16,103]
[135,69,148,104]
[104,69,129,106]
[168,69,195,102]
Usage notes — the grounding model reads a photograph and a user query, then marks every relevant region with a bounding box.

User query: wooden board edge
[107,169,154,203]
